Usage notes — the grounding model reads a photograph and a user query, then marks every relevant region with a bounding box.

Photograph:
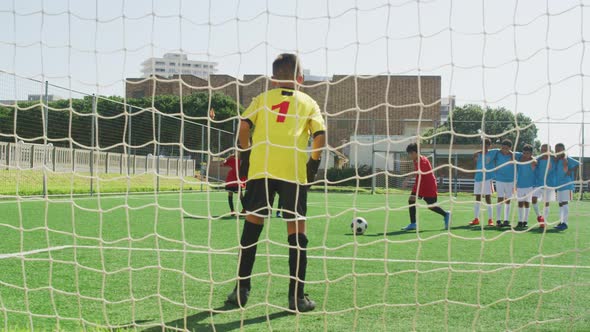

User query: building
[0,94,60,105]
[303,69,331,82]
[440,95,455,123]
[140,53,218,79]
[125,73,441,169]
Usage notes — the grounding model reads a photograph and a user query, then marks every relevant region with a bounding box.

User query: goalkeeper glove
[306,158,321,185]
[239,149,250,179]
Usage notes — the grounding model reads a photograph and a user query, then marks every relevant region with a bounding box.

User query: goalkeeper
[225,53,326,313]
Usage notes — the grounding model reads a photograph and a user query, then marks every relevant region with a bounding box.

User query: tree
[423,104,540,151]
[0,92,243,155]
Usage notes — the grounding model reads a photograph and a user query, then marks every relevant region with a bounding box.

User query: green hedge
[325,166,373,187]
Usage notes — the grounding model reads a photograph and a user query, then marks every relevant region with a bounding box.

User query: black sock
[237,221,263,291]
[228,195,235,211]
[409,205,417,224]
[288,233,308,299]
[430,206,447,217]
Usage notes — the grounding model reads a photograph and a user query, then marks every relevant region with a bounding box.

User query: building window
[155,68,165,72]
[182,63,191,67]
[169,62,176,66]
[203,65,208,68]
[194,64,201,68]
[155,61,165,66]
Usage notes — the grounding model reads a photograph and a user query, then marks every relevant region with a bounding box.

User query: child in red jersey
[402,143,451,231]
[222,153,246,216]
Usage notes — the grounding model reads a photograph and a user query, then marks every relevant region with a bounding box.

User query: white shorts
[517,187,533,202]
[496,181,514,199]
[474,180,494,196]
[532,187,556,202]
[556,190,572,203]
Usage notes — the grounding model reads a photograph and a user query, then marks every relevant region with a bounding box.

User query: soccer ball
[351,217,368,235]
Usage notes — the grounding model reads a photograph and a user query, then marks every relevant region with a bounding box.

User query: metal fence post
[43,80,49,197]
[127,105,132,176]
[30,145,35,169]
[90,94,96,196]
[5,142,10,170]
[105,152,109,174]
[157,113,161,192]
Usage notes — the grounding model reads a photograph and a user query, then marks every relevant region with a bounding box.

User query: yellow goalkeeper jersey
[241,87,326,184]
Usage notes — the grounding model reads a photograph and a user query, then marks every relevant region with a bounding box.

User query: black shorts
[225,185,241,193]
[410,192,437,205]
[242,179,307,221]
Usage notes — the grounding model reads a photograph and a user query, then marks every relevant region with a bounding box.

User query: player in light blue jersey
[515,144,537,229]
[492,139,522,228]
[553,143,580,231]
[531,144,556,228]
[469,138,498,227]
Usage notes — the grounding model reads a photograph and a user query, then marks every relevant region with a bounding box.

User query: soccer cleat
[496,220,503,228]
[444,212,451,230]
[289,294,316,313]
[469,218,480,226]
[487,219,494,227]
[276,212,282,218]
[516,222,523,229]
[554,223,568,231]
[502,220,511,228]
[402,223,417,231]
[539,222,546,229]
[522,222,528,228]
[230,211,236,217]
[537,216,545,223]
[225,286,250,307]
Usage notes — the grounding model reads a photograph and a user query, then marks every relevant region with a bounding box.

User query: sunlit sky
[0,0,588,156]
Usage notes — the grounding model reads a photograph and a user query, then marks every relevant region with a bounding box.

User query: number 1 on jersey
[272,101,290,123]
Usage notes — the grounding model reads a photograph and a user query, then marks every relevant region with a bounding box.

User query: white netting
[0,0,589,331]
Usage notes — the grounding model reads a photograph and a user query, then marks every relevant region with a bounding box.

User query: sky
[0,0,588,156]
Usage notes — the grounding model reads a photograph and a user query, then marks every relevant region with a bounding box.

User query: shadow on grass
[141,303,290,332]
[183,215,240,220]
[363,229,439,237]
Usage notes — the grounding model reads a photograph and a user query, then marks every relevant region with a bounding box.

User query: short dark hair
[483,138,492,147]
[522,144,533,153]
[555,143,565,150]
[272,53,301,80]
[406,143,418,153]
[501,139,512,148]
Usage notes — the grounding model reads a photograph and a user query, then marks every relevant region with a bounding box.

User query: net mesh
[0,0,589,331]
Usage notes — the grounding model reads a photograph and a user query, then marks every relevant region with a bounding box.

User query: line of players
[221,138,579,232]
[470,139,579,231]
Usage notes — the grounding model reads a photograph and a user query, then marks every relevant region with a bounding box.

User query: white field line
[2,245,589,270]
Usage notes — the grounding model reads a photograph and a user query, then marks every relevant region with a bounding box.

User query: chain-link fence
[0,71,236,196]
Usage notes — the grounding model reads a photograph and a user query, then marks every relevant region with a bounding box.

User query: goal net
[1,1,589,331]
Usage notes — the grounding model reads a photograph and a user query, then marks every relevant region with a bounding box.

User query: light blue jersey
[474,149,498,182]
[554,157,579,191]
[535,157,556,188]
[516,159,536,189]
[494,150,522,183]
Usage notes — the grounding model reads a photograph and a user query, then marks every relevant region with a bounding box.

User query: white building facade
[141,53,218,78]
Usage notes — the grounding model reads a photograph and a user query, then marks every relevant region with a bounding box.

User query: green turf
[0,170,203,196]
[1,191,589,331]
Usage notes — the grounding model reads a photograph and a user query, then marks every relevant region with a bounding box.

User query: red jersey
[222,155,246,188]
[412,156,438,197]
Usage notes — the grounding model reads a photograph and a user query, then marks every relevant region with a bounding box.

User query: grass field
[1,190,589,331]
